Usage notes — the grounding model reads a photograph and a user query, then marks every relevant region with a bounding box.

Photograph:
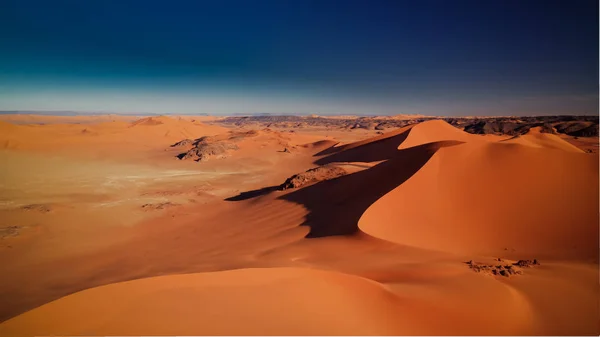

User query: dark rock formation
[180,142,239,162]
[211,115,598,138]
[280,165,348,190]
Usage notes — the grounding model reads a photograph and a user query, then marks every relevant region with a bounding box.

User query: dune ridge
[0,117,597,336]
[359,122,598,259]
[0,267,547,336]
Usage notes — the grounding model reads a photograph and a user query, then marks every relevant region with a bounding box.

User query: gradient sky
[0,0,598,115]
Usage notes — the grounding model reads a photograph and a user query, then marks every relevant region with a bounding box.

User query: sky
[0,0,598,116]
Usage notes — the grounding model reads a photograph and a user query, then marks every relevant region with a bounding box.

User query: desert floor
[0,114,598,336]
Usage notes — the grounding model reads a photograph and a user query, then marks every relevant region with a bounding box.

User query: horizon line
[0,110,598,119]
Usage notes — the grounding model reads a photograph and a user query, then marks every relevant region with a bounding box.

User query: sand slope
[5,265,580,336]
[500,126,585,153]
[359,122,598,259]
[0,117,598,336]
[0,115,227,153]
[0,268,412,336]
[397,119,504,149]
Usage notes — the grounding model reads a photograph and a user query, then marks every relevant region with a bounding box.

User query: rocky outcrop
[462,120,555,136]
[466,258,540,277]
[174,130,263,162]
[180,142,239,161]
[555,122,598,137]
[170,139,194,147]
[280,165,347,190]
[213,115,598,137]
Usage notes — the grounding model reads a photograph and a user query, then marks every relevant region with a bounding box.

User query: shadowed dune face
[313,126,413,164]
[283,140,464,237]
[359,139,599,260]
[225,186,281,201]
[226,121,598,248]
[227,126,462,237]
[0,116,598,336]
[396,119,493,149]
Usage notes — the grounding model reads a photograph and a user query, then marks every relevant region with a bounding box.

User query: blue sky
[0,0,597,115]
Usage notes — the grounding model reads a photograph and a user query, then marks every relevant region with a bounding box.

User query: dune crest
[0,266,555,336]
[129,116,170,126]
[0,114,597,336]
[500,127,585,152]
[397,119,495,150]
[359,139,599,259]
[0,268,413,336]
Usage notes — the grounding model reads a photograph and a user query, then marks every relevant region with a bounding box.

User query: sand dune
[4,265,580,336]
[500,126,585,153]
[0,114,139,125]
[0,268,410,336]
[123,115,228,140]
[129,116,173,126]
[397,119,502,149]
[0,115,228,158]
[0,116,597,336]
[359,122,598,259]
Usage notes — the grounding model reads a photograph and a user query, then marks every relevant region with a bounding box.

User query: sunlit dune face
[0,115,598,336]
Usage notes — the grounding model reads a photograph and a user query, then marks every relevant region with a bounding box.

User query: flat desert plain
[0,114,598,336]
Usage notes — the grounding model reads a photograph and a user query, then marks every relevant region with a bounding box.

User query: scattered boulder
[0,226,21,239]
[514,259,540,268]
[465,258,540,277]
[141,202,178,211]
[20,204,52,213]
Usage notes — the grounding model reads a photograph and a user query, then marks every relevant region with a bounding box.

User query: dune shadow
[225,131,413,202]
[313,128,412,165]
[311,142,342,157]
[225,186,280,201]
[226,134,464,238]
[281,140,463,237]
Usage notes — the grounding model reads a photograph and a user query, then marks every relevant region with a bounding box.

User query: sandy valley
[0,114,598,336]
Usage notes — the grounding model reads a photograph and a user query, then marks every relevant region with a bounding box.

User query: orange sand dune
[359,122,598,259]
[397,119,503,149]
[2,265,575,336]
[501,126,585,153]
[0,117,598,336]
[122,116,227,141]
[0,114,139,125]
[0,115,227,158]
[0,268,411,336]
[312,125,414,164]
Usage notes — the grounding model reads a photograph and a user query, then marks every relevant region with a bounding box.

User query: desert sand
[0,114,598,336]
